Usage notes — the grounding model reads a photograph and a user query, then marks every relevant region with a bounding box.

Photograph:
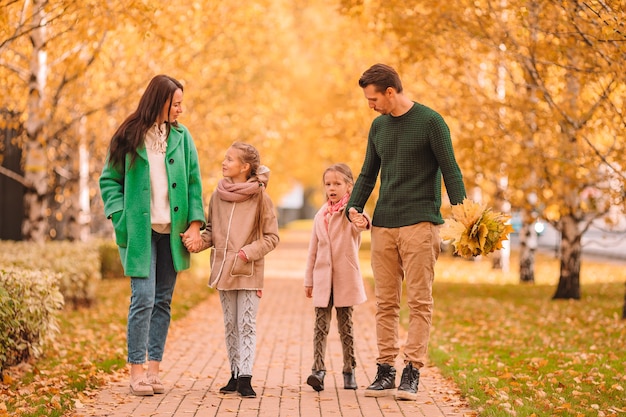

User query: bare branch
[583,1,626,40]
[0,1,67,50]
[0,165,33,189]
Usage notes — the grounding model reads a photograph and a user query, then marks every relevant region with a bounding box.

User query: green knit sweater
[347,102,466,228]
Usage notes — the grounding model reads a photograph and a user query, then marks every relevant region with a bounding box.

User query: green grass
[430,281,625,416]
[378,249,626,417]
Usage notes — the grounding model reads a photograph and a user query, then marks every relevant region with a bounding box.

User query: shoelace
[400,367,417,385]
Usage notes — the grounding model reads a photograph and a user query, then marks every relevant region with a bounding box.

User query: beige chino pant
[370,222,440,368]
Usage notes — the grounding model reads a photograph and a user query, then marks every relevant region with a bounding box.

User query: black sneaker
[364,364,396,397]
[395,363,420,401]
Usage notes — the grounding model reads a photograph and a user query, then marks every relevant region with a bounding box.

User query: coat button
[172,183,177,188]
[174,206,179,212]
[169,158,174,164]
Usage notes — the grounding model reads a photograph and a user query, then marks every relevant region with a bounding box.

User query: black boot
[219,372,237,394]
[343,371,357,390]
[306,370,325,392]
[395,363,420,401]
[237,375,256,398]
[364,363,396,397]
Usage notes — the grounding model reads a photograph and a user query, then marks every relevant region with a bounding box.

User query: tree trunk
[78,118,92,242]
[0,110,25,240]
[518,220,536,283]
[491,176,510,272]
[22,0,49,242]
[552,214,582,300]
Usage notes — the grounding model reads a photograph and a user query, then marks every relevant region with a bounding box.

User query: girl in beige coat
[304,163,369,392]
[192,142,279,398]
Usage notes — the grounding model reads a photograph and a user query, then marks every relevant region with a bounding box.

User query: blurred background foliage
[1,0,625,295]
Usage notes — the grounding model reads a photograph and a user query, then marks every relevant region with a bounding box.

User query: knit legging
[312,300,356,374]
[219,289,260,377]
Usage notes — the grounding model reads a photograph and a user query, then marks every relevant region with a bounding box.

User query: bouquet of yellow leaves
[440,198,514,259]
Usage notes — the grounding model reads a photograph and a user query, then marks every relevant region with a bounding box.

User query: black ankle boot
[237,375,256,398]
[306,370,325,392]
[219,372,237,394]
[364,363,396,397]
[343,371,357,390]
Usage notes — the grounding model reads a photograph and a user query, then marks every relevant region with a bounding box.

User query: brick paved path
[76,229,475,417]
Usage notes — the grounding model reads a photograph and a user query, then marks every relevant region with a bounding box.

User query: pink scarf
[217,178,265,202]
[323,192,350,230]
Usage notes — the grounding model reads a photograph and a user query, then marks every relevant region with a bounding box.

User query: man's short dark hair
[358,63,403,94]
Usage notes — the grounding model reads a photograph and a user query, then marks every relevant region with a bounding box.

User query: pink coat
[304,204,369,308]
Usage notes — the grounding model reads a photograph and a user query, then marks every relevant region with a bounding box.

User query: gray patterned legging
[312,296,356,374]
[219,289,260,377]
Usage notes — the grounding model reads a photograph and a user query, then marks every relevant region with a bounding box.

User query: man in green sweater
[347,63,466,401]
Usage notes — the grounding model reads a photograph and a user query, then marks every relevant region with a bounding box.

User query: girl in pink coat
[304,163,370,392]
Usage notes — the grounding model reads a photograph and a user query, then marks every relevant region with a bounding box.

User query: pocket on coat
[344,254,360,271]
[210,247,222,273]
[111,211,128,248]
[230,257,254,277]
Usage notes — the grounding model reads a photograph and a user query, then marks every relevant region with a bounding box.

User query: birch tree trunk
[490,176,510,272]
[518,211,537,283]
[552,44,584,300]
[78,117,91,242]
[552,214,582,300]
[22,0,49,242]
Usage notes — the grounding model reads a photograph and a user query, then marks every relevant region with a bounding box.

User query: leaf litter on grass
[427,252,626,417]
[1,265,211,417]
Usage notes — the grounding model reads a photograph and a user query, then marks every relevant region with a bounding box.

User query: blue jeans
[127,230,177,364]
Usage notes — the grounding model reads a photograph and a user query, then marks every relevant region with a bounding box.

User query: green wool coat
[99,123,205,277]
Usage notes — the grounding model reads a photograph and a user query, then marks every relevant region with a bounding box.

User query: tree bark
[491,176,510,272]
[22,0,49,242]
[518,220,536,283]
[552,215,582,300]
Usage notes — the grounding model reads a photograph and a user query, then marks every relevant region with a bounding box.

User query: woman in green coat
[99,75,205,396]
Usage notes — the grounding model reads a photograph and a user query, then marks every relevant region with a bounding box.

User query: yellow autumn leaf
[440,219,467,241]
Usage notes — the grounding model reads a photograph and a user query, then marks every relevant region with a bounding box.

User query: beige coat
[304,205,369,308]
[200,182,279,290]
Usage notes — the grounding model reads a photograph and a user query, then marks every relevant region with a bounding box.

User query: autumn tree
[174,0,393,209]
[469,0,626,299]
[342,0,626,300]
[2,0,392,242]
[0,0,160,241]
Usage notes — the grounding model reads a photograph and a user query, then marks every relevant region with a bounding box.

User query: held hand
[349,208,367,228]
[305,287,313,298]
[348,207,360,222]
[180,225,202,252]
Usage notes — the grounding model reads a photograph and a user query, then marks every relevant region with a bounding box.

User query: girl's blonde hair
[230,141,261,179]
[230,141,265,239]
[323,163,354,185]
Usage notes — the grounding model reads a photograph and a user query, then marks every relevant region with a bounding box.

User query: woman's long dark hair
[107,75,183,167]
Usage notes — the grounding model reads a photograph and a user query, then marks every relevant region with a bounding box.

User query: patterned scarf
[324,192,350,230]
[217,177,265,203]
[146,122,168,154]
